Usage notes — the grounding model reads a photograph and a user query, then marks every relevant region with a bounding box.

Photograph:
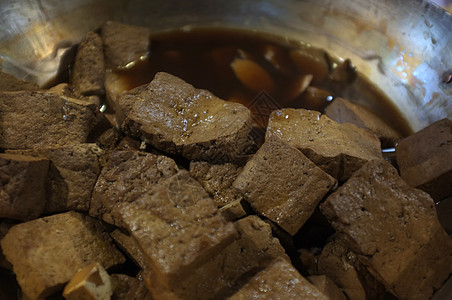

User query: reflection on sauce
[114,28,412,140]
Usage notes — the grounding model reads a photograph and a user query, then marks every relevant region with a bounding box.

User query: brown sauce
[114,28,412,141]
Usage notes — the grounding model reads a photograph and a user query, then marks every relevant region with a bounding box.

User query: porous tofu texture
[317,238,386,300]
[233,137,336,235]
[266,108,382,181]
[0,71,39,92]
[0,153,49,221]
[118,170,237,289]
[0,211,125,300]
[72,31,105,97]
[228,257,329,300]
[89,150,179,226]
[142,215,288,300]
[320,159,452,300]
[0,91,96,149]
[396,118,452,201]
[189,160,244,208]
[8,143,102,213]
[117,72,252,161]
[101,20,151,69]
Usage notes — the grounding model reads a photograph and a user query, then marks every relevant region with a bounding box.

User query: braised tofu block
[117,72,252,161]
[396,118,452,201]
[63,262,112,300]
[0,71,39,92]
[101,21,151,69]
[320,159,452,300]
[308,275,347,300]
[228,257,329,300]
[118,170,237,289]
[72,32,105,97]
[143,215,288,300]
[0,211,125,300]
[89,150,179,226]
[115,136,142,152]
[8,143,102,213]
[233,137,336,235]
[189,160,244,207]
[0,153,49,220]
[96,128,123,151]
[110,229,147,269]
[317,238,386,300]
[325,98,400,147]
[0,91,96,149]
[266,108,382,181]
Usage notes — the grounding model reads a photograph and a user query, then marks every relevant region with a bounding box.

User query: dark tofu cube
[118,170,237,289]
[320,159,452,300]
[0,153,49,221]
[101,21,151,69]
[396,118,452,201]
[8,143,102,213]
[233,137,337,235]
[0,211,125,300]
[72,31,105,97]
[89,150,179,226]
[325,97,400,147]
[317,238,386,300]
[0,91,96,149]
[110,229,147,269]
[266,108,382,181]
[189,160,244,208]
[117,72,252,161]
[143,215,288,300]
[95,128,123,151]
[228,257,329,299]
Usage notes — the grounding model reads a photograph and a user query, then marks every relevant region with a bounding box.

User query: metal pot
[1,0,452,132]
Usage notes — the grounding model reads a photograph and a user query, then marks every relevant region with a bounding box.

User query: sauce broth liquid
[115,28,412,145]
